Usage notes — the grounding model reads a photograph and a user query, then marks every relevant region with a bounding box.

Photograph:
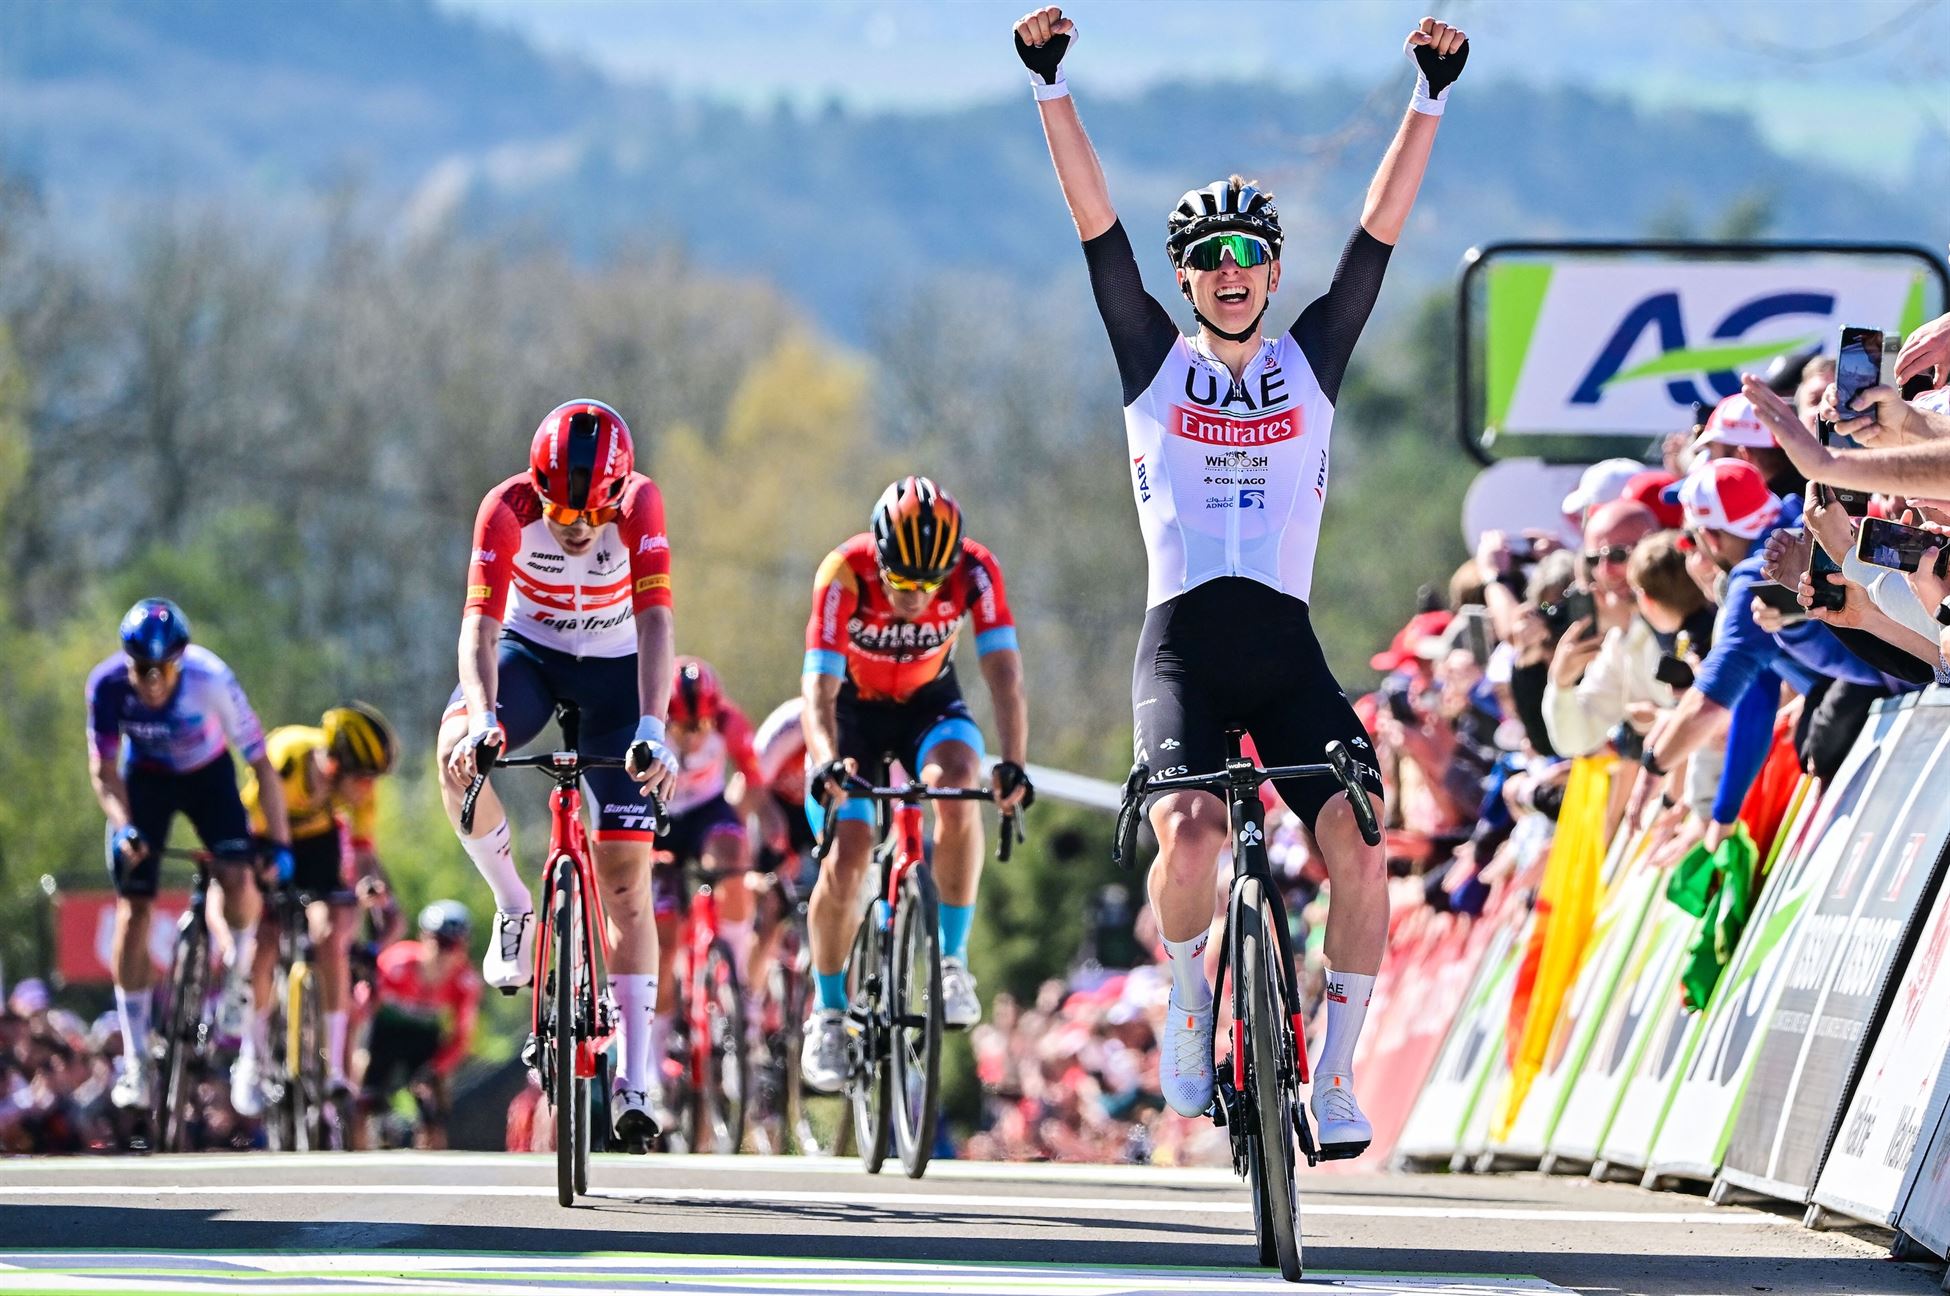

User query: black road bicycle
[814,772,1022,1179]
[1112,731,1380,1282]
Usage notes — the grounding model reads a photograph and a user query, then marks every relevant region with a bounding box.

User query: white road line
[0,1181,1786,1224]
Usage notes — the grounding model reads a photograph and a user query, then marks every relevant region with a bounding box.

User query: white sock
[229,930,255,976]
[1162,930,1213,1013]
[463,819,530,914]
[115,987,149,1064]
[720,918,754,980]
[1318,969,1375,1079]
[325,1011,349,1079]
[648,1009,674,1082]
[610,974,658,1093]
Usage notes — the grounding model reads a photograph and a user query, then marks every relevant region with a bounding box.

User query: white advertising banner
[1482,253,1935,444]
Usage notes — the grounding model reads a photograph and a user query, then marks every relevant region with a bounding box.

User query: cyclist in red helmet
[644,657,784,1108]
[436,398,678,1151]
[799,477,1033,1092]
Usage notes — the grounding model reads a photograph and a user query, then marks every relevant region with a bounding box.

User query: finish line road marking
[0,1181,1786,1225]
[0,1251,1571,1295]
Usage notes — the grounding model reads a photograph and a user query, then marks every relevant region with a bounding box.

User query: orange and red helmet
[529,399,634,523]
[871,476,963,589]
[668,656,725,729]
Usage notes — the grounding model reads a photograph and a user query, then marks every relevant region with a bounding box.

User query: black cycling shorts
[104,756,255,898]
[361,1009,443,1110]
[1131,577,1382,832]
[287,830,356,906]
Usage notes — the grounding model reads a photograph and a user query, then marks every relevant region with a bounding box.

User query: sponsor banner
[54,888,191,984]
[1393,909,1528,1163]
[1821,835,1950,1226]
[1647,708,1907,1183]
[1495,832,1661,1160]
[1477,248,1937,446]
[1586,891,1707,1170]
[1721,700,1950,1203]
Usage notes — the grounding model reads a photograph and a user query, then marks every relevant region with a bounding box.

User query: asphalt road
[0,1151,1938,1295]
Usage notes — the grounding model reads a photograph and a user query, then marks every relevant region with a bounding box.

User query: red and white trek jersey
[1125,333,1336,608]
[464,473,673,657]
[667,699,763,817]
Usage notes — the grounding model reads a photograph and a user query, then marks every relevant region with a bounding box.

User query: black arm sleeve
[1825,626,1936,686]
[1288,226,1393,406]
[1082,220,1181,407]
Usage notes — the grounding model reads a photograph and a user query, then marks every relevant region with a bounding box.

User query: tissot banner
[1481,251,1936,445]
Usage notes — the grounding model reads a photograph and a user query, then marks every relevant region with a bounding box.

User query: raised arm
[1015,8,1114,241]
[1361,19,1468,245]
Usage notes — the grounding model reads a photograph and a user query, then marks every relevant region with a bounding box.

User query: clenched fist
[1014,6,1075,86]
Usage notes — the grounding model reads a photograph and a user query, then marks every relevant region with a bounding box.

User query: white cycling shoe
[110,1057,151,1111]
[941,958,981,1029]
[1160,996,1216,1118]
[215,975,254,1040]
[229,1054,266,1119]
[1311,1073,1373,1160]
[610,1084,659,1153]
[484,910,535,991]
[800,1009,847,1094]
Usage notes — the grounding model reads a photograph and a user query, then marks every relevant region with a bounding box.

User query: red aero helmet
[668,656,724,728]
[529,399,635,512]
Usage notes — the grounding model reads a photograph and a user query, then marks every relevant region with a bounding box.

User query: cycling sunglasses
[881,567,947,595]
[542,500,620,528]
[1182,231,1274,272]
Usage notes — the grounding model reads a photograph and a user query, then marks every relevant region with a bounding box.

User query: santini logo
[1573,290,1831,408]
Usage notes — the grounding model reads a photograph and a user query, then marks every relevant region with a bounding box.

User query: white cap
[1689,393,1774,454]
[1559,458,1647,519]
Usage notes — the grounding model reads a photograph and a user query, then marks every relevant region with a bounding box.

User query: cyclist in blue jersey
[86,598,294,1112]
[1013,6,1468,1157]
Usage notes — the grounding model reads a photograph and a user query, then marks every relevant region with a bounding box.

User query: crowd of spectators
[1,978,124,1154]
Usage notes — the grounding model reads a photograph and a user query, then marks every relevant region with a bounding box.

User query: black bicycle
[814,772,1023,1179]
[1112,731,1380,1282]
[150,848,223,1153]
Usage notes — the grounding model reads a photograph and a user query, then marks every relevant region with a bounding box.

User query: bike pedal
[1314,1140,1370,1163]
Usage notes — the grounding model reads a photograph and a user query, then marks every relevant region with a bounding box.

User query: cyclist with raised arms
[235,702,400,1115]
[86,598,293,1112]
[1014,6,1469,1155]
[799,477,1032,1092]
[436,398,678,1151]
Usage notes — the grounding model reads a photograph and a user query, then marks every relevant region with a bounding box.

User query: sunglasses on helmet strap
[1182,232,1273,272]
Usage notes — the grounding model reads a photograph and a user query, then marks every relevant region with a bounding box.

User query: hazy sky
[444,0,1947,177]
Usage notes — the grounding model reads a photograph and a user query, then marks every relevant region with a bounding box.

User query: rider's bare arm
[978,648,1029,771]
[87,745,135,832]
[1016,7,1113,241]
[1361,19,1467,245]
[457,612,501,731]
[634,606,675,727]
[249,752,292,846]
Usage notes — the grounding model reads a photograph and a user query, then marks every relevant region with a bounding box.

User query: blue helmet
[119,598,192,666]
[418,900,473,944]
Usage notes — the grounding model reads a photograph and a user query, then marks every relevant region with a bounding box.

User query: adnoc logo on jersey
[1238,487,1266,509]
[1474,249,1941,449]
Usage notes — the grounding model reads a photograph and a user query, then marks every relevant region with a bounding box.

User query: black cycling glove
[1412,37,1469,104]
[994,759,1036,808]
[808,759,851,805]
[1014,30,1071,86]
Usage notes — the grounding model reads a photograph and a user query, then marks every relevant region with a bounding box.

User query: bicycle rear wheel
[155,918,209,1153]
[889,866,942,1180]
[263,959,298,1152]
[690,938,749,1154]
[1239,881,1303,1281]
[550,859,580,1207]
[845,908,890,1174]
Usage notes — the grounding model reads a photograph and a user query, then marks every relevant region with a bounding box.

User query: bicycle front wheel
[1239,881,1303,1281]
[889,866,942,1180]
[845,908,890,1174]
[551,859,580,1207]
[690,938,749,1154]
[155,920,209,1153]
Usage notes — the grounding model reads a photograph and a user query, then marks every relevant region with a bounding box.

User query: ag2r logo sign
[1570,290,1833,408]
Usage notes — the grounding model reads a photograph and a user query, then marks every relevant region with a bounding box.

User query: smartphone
[1823,326,1885,518]
[1653,656,1695,690]
[1807,544,1850,613]
[1557,588,1597,637]
[1385,687,1420,726]
[1751,580,1809,624]
[1857,516,1950,576]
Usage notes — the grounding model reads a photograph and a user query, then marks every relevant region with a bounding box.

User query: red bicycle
[650,853,751,1154]
[462,738,667,1206]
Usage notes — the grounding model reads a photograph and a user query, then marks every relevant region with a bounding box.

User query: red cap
[1369,610,1453,673]
[1622,470,1683,530]
[1663,459,1780,540]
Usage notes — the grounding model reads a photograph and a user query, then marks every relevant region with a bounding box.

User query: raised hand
[1406,16,1469,108]
[1897,311,1950,388]
[1014,6,1075,86]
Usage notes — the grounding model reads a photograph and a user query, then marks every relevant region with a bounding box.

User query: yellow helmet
[322,702,398,776]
